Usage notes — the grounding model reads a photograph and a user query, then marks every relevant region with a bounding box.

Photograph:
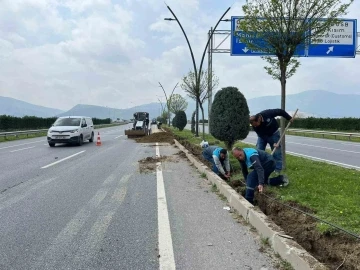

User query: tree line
[278,117,360,131]
[0,115,111,131]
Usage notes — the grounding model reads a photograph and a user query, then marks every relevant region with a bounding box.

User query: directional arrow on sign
[326,46,334,54]
[242,47,249,53]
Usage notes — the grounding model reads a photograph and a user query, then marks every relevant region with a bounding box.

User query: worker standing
[249,109,293,173]
[232,147,289,204]
[202,145,231,180]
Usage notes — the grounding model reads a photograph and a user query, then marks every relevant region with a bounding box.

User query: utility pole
[207,27,213,134]
[164,5,231,137]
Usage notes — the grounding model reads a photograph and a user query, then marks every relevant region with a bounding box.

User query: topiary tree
[172,115,177,128]
[210,86,250,150]
[175,110,187,131]
[191,110,196,134]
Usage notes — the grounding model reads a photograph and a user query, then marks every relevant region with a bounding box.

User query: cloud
[0,0,359,113]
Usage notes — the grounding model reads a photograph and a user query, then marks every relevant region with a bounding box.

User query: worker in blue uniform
[250,109,293,173]
[232,147,289,204]
[202,145,231,180]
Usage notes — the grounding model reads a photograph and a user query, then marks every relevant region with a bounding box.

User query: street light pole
[165,5,231,137]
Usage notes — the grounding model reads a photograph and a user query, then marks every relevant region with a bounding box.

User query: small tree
[159,82,178,126]
[238,0,353,169]
[181,69,219,139]
[169,94,188,114]
[191,110,196,134]
[175,111,187,131]
[210,87,250,150]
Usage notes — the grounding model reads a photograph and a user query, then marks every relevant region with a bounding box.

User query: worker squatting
[202,108,292,204]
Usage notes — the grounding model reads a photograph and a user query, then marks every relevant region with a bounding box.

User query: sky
[0,0,359,111]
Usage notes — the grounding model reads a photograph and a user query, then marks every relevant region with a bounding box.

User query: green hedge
[0,115,111,131]
[276,117,360,131]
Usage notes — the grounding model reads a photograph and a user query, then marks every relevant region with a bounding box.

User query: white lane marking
[248,133,360,147]
[0,140,43,150]
[72,175,131,266]
[32,173,130,269]
[286,151,360,171]
[156,142,160,157]
[242,140,360,170]
[244,137,360,153]
[41,151,85,169]
[10,146,35,153]
[32,188,109,269]
[156,143,176,270]
[114,135,123,139]
[286,142,360,154]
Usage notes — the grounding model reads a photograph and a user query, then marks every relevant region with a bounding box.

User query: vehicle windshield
[53,118,81,127]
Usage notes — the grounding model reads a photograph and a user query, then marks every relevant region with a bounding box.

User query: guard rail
[286,128,360,140]
[0,123,127,139]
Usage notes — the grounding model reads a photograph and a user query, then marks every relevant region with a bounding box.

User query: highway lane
[188,125,360,170]
[0,125,275,269]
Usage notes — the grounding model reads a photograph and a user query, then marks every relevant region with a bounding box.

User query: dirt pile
[134,132,174,144]
[138,155,179,173]
[256,195,360,269]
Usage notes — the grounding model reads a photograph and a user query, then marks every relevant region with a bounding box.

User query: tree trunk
[195,99,199,137]
[280,63,287,170]
[199,102,205,140]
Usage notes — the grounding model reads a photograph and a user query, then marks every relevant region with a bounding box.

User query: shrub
[175,110,187,131]
[210,86,250,149]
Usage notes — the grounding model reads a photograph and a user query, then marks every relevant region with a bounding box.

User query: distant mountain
[2,90,360,120]
[57,103,162,120]
[247,90,360,118]
[184,90,360,119]
[0,96,64,117]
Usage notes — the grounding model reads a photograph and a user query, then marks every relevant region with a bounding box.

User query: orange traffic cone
[96,132,102,146]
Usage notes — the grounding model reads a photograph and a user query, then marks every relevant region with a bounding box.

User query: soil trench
[173,134,360,270]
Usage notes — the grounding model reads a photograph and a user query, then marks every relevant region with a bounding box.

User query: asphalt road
[0,124,275,270]
[188,125,360,170]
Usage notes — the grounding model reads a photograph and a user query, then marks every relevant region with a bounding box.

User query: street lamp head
[164,18,176,21]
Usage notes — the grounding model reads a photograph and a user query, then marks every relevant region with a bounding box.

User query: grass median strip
[166,126,360,269]
[169,126,360,234]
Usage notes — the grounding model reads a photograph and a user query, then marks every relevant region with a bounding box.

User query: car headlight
[70,129,79,133]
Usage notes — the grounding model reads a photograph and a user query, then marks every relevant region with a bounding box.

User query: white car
[47,116,94,147]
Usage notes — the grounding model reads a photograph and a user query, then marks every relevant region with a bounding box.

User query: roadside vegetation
[166,125,360,269]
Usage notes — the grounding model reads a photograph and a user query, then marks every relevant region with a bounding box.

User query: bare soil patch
[172,133,360,270]
[134,132,175,144]
[256,195,360,270]
[138,155,179,173]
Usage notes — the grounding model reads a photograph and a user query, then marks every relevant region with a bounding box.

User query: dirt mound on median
[256,194,360,270]
[134,132,174,144]
[138,155,179,173]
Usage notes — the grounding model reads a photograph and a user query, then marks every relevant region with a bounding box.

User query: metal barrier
[0,123,128,139]
[286,128,360,141]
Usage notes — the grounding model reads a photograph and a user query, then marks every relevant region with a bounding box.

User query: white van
[47,116,94,147]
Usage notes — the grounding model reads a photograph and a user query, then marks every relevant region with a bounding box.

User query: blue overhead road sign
[231,16,306,57]
[308,19,357,58]
[231,17,357,58]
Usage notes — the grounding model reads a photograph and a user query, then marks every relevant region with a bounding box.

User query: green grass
[169,126,360,235]
[0,132,48,143]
